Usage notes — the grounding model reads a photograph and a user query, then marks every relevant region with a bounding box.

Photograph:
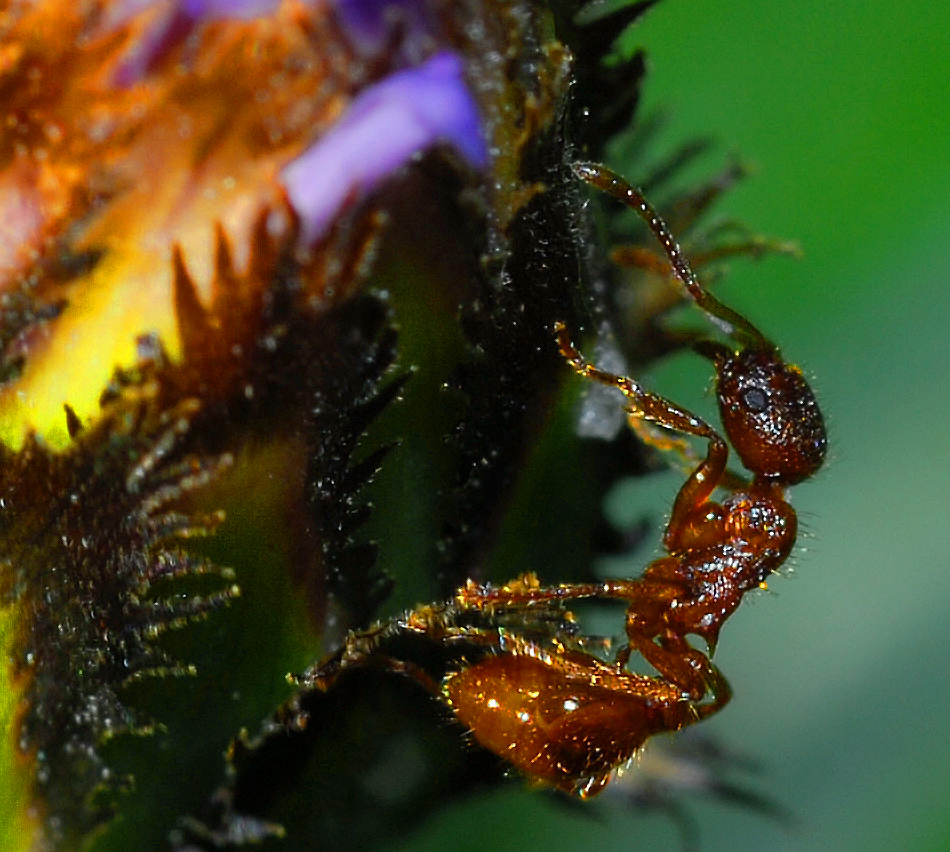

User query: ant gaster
[304,162,827,798]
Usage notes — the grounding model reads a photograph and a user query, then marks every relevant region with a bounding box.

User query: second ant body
[305,162,826,797]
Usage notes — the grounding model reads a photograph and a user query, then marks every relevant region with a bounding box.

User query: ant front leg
[555,323,728,554]
[572,162,771,351]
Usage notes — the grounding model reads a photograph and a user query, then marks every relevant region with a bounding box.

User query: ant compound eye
[741,387,768,413]
[716,349,827,484]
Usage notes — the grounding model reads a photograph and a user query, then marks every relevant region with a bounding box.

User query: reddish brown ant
[303,162,826,798]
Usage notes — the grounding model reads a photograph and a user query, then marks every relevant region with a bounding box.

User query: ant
[302,162,827,798]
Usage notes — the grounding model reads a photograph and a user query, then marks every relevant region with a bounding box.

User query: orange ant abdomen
[444,650,694,797]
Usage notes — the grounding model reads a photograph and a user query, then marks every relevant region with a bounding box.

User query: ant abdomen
[443,652,692,797]
[713,347,826,485]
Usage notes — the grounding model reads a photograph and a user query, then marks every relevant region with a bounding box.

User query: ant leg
[455,573,642,613]
[609,238,794,338]
[628,416,697,459]
[632,416,751,495]
[455,574,732,705]
[298,596,540,694]
[572,161,773,352]
[622,599,733,710]
[555,322,729,552]
[555,322,720,447]
[299,649,444,696]
[458,576,673,674]
[696,659,733,719]
[626,633,716,702]
[294,614,444,692]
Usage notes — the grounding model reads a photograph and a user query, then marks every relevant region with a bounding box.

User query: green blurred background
[397,0,950,850]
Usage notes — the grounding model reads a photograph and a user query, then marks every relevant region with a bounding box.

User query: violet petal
[334,0,433,55]
[180,0,282,20]
[283,52,488,245]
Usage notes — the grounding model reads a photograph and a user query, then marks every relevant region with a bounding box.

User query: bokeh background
[394,0,950,850]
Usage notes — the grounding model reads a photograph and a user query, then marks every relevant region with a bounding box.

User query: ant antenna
[572,162,773,352]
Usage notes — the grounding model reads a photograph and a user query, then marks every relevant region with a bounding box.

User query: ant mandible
[304,162,827,799]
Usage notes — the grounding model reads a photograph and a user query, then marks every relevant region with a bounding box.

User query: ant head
[714,347,826,485]
[571,162,827,485]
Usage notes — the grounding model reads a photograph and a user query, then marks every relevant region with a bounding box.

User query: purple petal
[282,52,488,245]
[333,0,433,55]
[179,0,282,19]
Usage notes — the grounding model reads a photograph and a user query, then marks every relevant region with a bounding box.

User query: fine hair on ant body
[304,161,827,798]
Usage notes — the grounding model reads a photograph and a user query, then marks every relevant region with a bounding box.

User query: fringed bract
[0,372,235,847]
